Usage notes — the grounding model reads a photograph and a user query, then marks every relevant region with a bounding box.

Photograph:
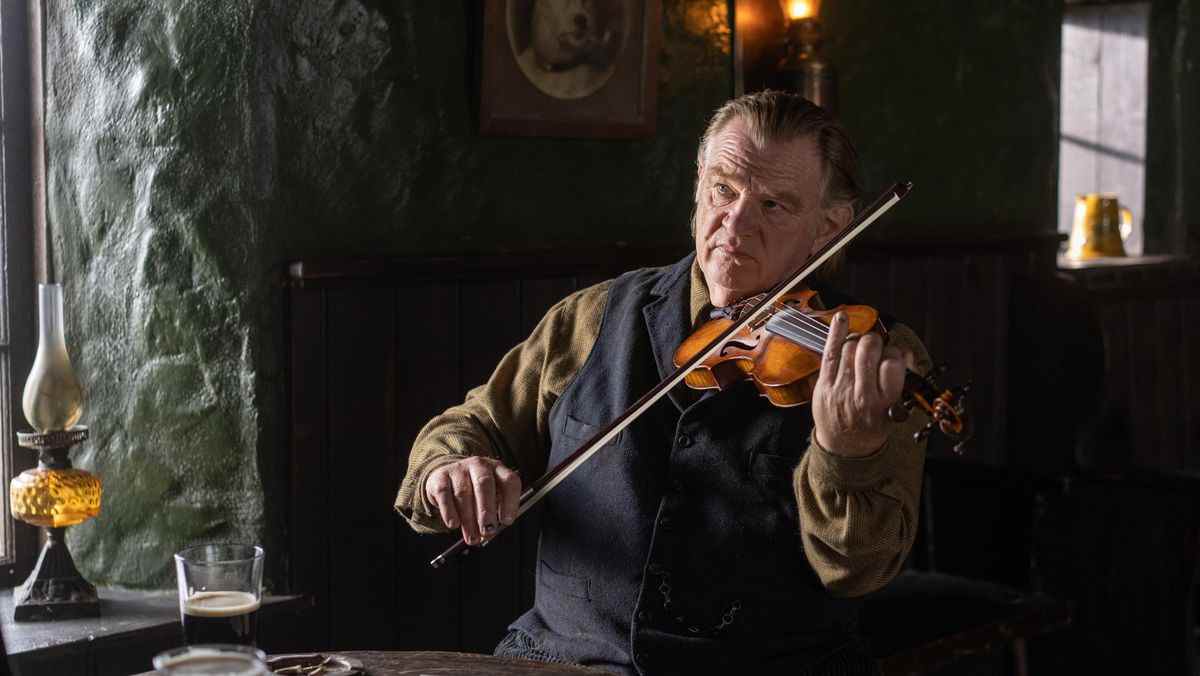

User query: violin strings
[762,303,829,341]
[736,295,862,355]
[761,302,833,352]
[762,315,827,353]
[773,303,834,338]
[734,295,827,335]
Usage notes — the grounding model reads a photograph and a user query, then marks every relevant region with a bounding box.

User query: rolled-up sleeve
[793,323,932,597]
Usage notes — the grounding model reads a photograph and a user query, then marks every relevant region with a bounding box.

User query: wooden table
[336,651,607,674]
[135,650,607,675]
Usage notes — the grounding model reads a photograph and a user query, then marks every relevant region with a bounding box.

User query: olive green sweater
[395,261,932,597]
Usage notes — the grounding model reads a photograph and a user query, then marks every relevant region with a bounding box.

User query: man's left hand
[812,311,908,457]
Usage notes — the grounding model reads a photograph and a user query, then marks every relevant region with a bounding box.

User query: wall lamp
[775,0,836,113]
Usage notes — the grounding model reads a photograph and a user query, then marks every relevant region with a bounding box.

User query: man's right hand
[424,456,522,546]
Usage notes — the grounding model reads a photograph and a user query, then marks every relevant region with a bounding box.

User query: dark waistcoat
[510,254,867,675]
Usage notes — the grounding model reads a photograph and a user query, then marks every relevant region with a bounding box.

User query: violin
[673,289,972,451]
[430,181,942,568]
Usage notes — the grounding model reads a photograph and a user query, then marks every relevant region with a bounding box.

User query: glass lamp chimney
[22,283,83,432]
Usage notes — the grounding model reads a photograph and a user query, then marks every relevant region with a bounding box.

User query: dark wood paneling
[978,255,1009,467]
[288,288,330,647]
[1100,303,1130,409]
[288,247,687,286]
[456,281,525,654]
[1127,300,1158,466]
[392,283,463,651]
[1184,299,1200,473]
[325,288,398,650]
[1154,300,1182,469]
[1059,259,1200,472]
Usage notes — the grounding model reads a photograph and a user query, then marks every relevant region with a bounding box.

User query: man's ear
[814,202,854,249]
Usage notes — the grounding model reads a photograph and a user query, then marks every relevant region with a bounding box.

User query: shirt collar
[687,259,824,328]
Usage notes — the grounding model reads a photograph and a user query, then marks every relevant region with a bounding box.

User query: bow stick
[430,181,913,568]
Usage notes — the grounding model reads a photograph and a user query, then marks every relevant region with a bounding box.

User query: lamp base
[774,17,837,113]
[13,527,100,621]
[773,59,837,113]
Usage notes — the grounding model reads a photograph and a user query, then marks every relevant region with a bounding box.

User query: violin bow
[430,181,913,568]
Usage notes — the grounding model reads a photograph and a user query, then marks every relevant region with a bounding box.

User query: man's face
[531,0,601,68]
[693,118,851,306]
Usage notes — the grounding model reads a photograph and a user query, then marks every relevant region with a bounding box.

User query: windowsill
[1056,253,1199,297]
[1057,253,1190,270]
[0,587,310,669]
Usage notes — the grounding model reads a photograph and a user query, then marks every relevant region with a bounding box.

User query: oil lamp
[775,0,836,112]
[9,282,101,620]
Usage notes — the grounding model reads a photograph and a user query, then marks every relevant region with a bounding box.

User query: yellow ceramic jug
[1066,193,1133,260]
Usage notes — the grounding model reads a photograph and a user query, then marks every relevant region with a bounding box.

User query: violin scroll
[893,364,973,454]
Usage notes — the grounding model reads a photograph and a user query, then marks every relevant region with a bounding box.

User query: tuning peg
[888,401,910,422]
[925,364,949,390]
[914,421,935,443]
[952,440,968,455]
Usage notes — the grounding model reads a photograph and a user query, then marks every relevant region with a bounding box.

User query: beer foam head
[183,590,261,617]
[154,647,267,675]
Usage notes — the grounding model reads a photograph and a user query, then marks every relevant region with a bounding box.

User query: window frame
[0,0,41,585]
[1057,1,1150,258]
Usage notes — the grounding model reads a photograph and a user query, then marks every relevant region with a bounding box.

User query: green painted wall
[824,0,1062,239]
[1146,0,1199,254]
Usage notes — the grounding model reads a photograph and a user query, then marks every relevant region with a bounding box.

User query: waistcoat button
[676,433,693,448]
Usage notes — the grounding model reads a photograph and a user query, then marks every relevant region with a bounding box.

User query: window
[1058,1,1150,256]
[0,0,39,583]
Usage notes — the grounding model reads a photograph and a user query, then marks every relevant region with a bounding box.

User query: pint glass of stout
[174,544,264,647]
[153,644,268,675]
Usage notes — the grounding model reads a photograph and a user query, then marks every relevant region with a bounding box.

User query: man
[395,91,930,675]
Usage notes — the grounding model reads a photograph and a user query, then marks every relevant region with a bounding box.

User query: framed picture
[479,0,660,138]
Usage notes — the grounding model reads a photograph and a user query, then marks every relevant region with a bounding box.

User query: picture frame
[479,0,661,138]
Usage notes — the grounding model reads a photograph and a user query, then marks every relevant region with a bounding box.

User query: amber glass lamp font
[10,283,101,620]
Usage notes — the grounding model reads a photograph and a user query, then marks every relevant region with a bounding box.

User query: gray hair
[695,90,861,208]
